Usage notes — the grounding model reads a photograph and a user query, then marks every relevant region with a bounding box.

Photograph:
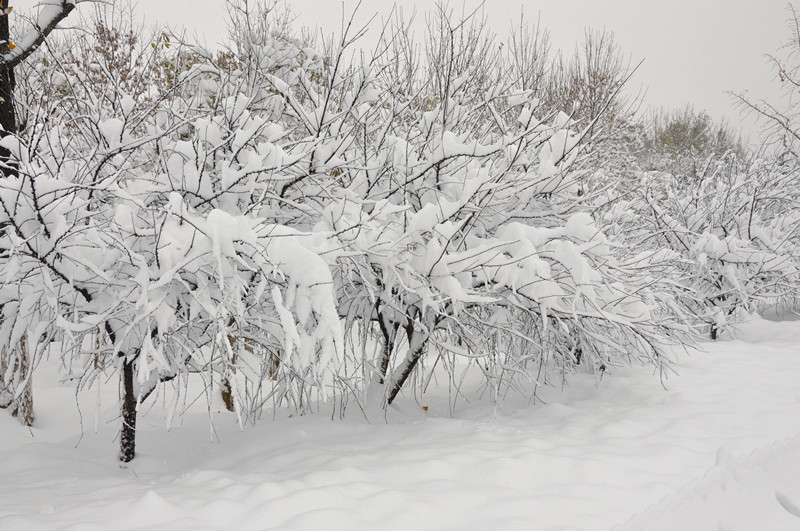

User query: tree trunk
[11,334,32,425]
[221,320,235,411]
[222,318,246,412]
[119,356,137,462]
[386,336,426,405]
[377,310,400,384]
[0,334,33,426]
[0,0,16,174]
[220,370,236,412]
[386,312,435,405]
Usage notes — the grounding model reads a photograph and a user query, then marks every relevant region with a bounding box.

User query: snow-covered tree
[0,7,346,460]
[314,8,679,408]
[640,105,744,182]
[0,0,84,427]
[1,0,696,459]
[733,5,800,157]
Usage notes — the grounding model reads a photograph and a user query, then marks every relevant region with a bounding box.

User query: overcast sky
[132,0,791,140]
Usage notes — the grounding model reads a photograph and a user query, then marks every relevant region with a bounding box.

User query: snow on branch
[1,0,77,69]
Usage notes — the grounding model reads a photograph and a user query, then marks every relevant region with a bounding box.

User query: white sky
[131,0,790,140]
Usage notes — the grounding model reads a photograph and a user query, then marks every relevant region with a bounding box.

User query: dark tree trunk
[386,335,427,405]
[0,0,16,176]
[120,356,137,463]
[386,312,435,405]
[0,0,75,172]
[220,374,235,412]
[377,309,399,384]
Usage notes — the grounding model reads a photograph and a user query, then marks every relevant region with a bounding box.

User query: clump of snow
[120,94,136,117]
[98,118,124,149]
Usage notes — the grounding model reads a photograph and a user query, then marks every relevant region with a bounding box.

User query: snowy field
[3,315,800,531]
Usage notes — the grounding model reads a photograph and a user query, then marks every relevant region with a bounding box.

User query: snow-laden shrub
[607,156,800,338]
[309,11,681,408]
[0,18,347,460]
[1,1,688,459]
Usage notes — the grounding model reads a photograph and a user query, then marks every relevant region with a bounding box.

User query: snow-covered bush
[1,1,690,459]
[0,10,348,460]
[314,9,680,408]
[607,155,800,339]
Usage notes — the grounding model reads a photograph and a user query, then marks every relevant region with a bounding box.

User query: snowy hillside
[2,314,800,530]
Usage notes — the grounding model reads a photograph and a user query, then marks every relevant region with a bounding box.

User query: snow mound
[617,435,800,531]
[2,316,800,530]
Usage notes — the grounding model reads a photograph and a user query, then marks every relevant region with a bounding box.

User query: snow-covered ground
[2,315,800,530]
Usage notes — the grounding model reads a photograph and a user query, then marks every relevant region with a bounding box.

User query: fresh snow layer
[2,316,800,530]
